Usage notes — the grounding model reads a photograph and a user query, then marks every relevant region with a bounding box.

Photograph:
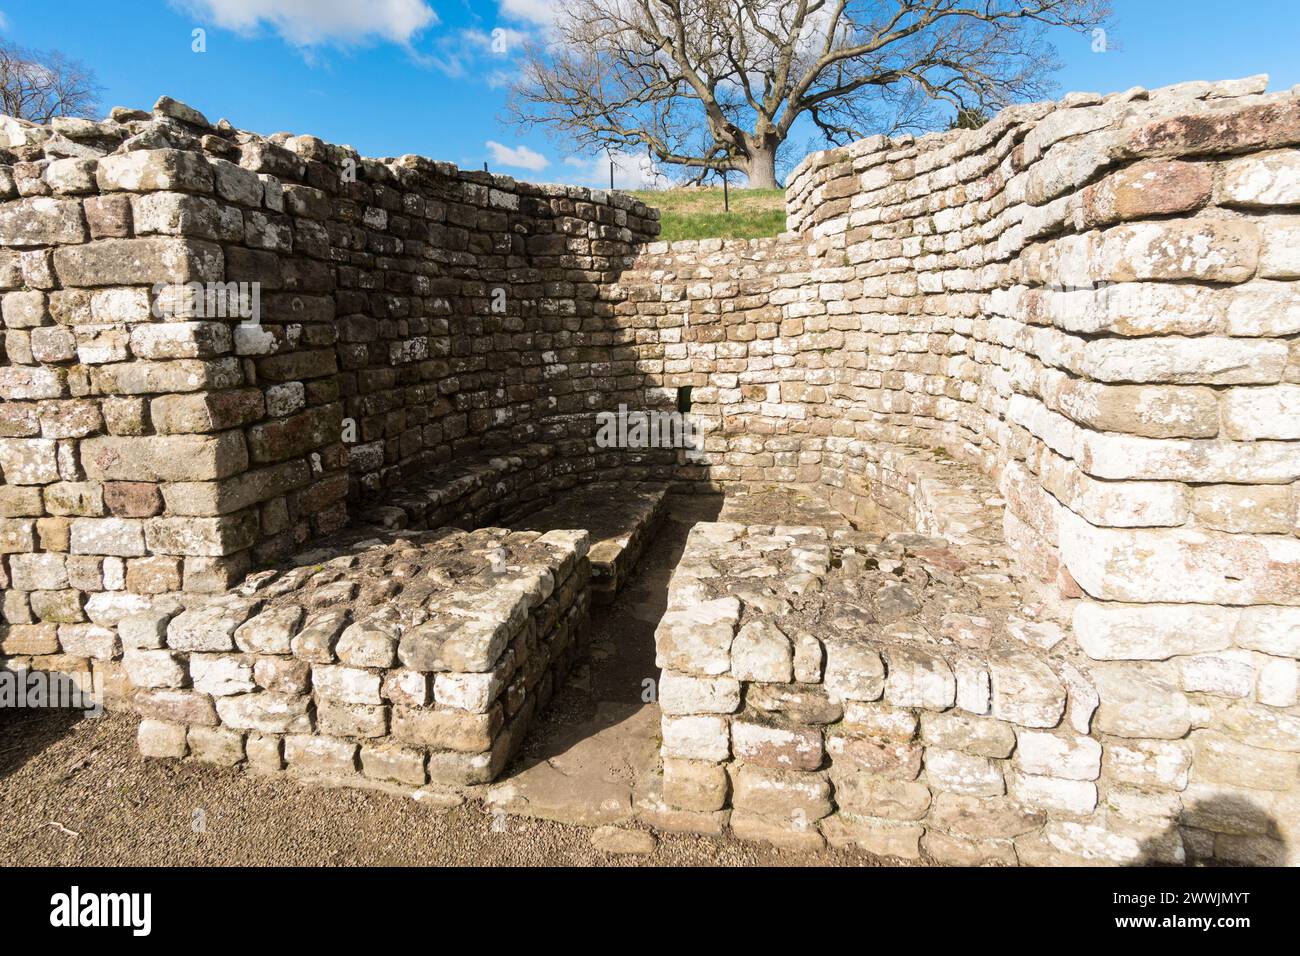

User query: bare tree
[0,39,102,123]
[508,1,1111,188]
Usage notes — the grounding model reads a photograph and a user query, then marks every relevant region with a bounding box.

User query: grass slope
[631,187,786,242]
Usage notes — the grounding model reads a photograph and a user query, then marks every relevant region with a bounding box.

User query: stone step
[507,481,668,604]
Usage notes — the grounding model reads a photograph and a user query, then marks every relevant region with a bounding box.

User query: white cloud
[175,0,437,47]
[499,0,560,28]
[487,141,549,171]
[563,151,664,190]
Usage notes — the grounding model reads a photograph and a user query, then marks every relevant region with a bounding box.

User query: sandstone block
[1092,663,1192,739]
[189,653,255,696]
[82,433,247,482]
[732,764,831,821]
[361,742,427,785]
[1073,601,1234,660]
[823,637,885,701]
[730,619,793,682]
[188,725,245,765]
[215,692,311,733]
[0,197,87,246]
[96,149,213,193]
[661,714,730,761]
[662,757,728,812]
[284,734,357,777]
[1222,150,1300,207]
[731,717,824,771]
[54,237,222,286]
[657,671,741,715]
[920,712,1016,758]
[137,719,188,758]
[653,597,740,676]
[1008,772,1097,815]
[1012,730,1102,780]
[123,649,187,688]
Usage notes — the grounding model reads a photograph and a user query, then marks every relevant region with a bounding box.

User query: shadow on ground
[487,495,725,826]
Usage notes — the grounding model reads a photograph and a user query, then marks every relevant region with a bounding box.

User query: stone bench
[130,524,592,791]
[356,444,558,533]
[508,481,667,604]
[646,520,1164,866]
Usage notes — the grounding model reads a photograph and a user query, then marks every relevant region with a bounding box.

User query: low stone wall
[622,77,1300,863]
[653,496,1185,864]
[133,525,591,790]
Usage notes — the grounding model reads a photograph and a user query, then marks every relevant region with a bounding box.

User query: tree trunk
[743,145,779,189]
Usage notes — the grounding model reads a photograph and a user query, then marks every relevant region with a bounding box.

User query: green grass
[631,187,786,242]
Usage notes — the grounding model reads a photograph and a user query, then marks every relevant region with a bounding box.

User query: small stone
[590,825,657,855]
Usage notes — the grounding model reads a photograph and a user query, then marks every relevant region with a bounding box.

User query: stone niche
[131,525,591,790]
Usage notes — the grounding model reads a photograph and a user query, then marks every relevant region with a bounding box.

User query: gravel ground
[0,708,889,867]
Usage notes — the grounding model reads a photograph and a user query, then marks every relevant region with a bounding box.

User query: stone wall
[621,76,1300,863]
[4,76,1299,864]
[0,98,657,704]
[133,525,591,790]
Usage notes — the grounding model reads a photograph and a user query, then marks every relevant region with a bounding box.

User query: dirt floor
[0,490,902,867]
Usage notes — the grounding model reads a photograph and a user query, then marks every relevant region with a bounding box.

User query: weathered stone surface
[234,605,304,654]
[663,758,729,812]
[82,433,247,482]
[215,692,311,733]
[823,637,886,702]
[1008,773,1098,815]
[1092,664,1191,739]
[168,599,259,652]
[0,197,86,246]
[920,712,1016,758]
[188,725,245,765]
[924,748,1005,797]
[658,671,741,715]
[884,645,956,710]
[336,620,399,669]
[1081,160,1213,227]
[661,714,730,761]
[731,717,824,771]
[653,598,740,676]
[1013,730,1102,781]
[820,814,921,859]
[97,148,213,192]
[990,652,1066,729]
[134,689,218,726]
[1222,150,1300,206]
[1074,601,1234,660]
[189,653,255,696]
[284,734,357,777]
[54,237,222,286]
[730,620,793,682]
[123,649,187,688]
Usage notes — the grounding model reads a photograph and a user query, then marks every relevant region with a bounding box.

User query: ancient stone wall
[620,76,1300,863]
[4,77,1299,864]
[133,525,591,790]
[0,98,657,702]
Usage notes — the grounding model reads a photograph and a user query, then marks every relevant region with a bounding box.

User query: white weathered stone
[661,714,730,761]
[1013,731,1102,780]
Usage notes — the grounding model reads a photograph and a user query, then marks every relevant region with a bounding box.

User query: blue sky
[2,1,1298,187]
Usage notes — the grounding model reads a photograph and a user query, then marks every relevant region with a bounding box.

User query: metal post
[723,170,729,212]
[484,161,489,173]
[610,160,615,190]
